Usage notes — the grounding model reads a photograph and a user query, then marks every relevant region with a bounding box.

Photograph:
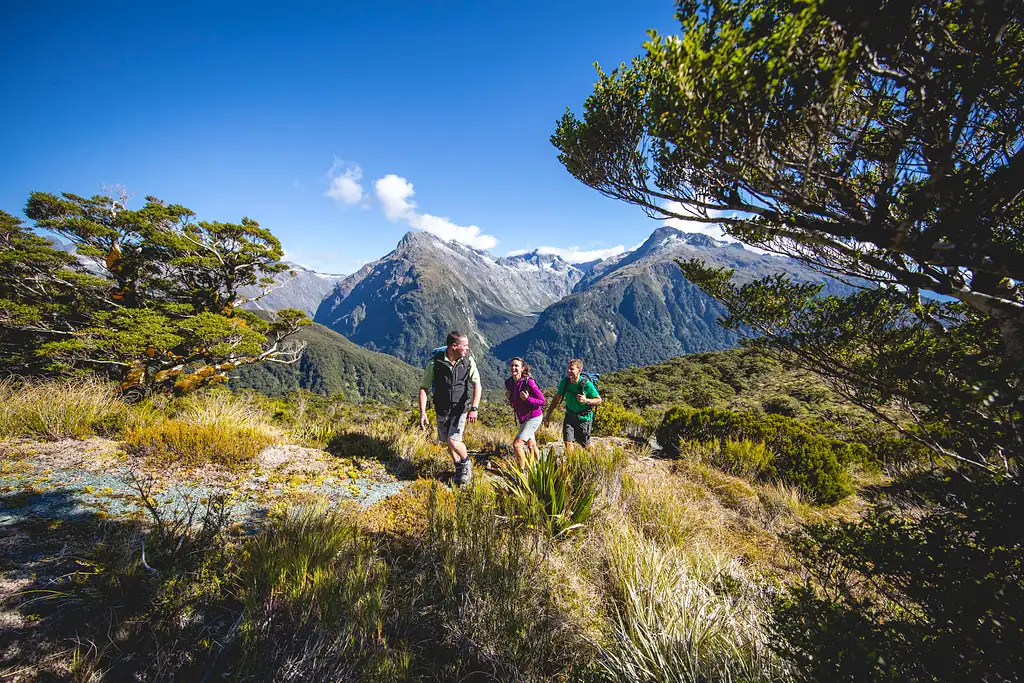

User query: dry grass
[595,522,793,683]
[173,389,282,441]
[0,376,128,440]
[124,418,275,468]
[121,389,282,468]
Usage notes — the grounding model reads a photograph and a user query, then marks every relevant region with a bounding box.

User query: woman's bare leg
[513,438,527,468]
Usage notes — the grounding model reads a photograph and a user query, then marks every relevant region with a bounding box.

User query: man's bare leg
[448,438,468,464]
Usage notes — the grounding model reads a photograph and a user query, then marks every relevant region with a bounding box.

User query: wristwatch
[470,405,479,411]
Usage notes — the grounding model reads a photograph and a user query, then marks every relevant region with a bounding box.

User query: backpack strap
[564,376,595,417]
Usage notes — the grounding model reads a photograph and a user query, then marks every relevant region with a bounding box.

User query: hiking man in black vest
[419,330,482,485]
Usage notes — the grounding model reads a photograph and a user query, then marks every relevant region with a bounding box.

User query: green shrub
[594,401,649,438]
[658,407,854,504]
[773,441,852,506]
[761,394,804,417]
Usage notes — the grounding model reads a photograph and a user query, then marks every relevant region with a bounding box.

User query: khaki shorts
[437,411,468,443]
[515,415,543,443]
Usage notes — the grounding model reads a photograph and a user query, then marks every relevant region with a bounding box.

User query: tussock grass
[596,523,793,683]
[534,420,562,445]
[414,481,595,679]
[289,419,336,446]
[0,376,127,439]
[236,506,408,680]
[123,389,281,468]
[620,468,720,548]
[174,389,281,441]
[124,418,275,468]
[618,459,810,572]
[463,420,517,455]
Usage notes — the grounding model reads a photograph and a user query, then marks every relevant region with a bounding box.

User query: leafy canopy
[1,189,310,393]
[554,0,1022,474]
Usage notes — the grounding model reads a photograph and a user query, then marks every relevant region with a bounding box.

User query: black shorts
[562,413,593,447]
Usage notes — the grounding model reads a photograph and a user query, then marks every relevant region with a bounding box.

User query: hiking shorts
[515,415,543,443]
[562,413,592,447]
[437,411,468,443]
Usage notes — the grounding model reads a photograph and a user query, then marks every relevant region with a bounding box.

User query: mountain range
[238,262,345,319]
[52,225,852,394]
[299,226,852,387]
[313,231,586,385]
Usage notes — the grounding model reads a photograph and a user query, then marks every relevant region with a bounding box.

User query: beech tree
[0,190,309,394]
[556,2,1024,677]
[553,0,1022,473]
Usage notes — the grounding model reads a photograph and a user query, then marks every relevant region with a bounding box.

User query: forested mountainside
[231,322,419,402]
[493,227,853,383]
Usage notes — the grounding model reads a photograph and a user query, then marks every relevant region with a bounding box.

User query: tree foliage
[554,0,1023,358]
[557,0,1023,677]
[554,0,1022,475]
[774,473,1024,682]
[1,190,309,394]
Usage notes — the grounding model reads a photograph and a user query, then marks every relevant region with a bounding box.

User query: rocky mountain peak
[500,250,580,275]
[396,230,441,251]
[635,226,725,256]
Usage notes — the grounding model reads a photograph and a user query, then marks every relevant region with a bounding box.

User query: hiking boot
[453,459,465,485]
[458,457,473,485]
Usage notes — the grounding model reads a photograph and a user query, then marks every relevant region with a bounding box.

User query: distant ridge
[492,226,853,383]
[239,262,345,319]
[313,231,584,385]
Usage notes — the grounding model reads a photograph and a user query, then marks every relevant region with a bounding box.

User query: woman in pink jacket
[505,357,546,467]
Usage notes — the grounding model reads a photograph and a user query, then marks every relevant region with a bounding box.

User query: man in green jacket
[543,358,601,455]
[419,330,482,485]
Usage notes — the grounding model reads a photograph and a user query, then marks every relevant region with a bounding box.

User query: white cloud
[325,163,365,205]
[375,174,416,220]
[374,173,498,250]
[506,244,626,264]
[410,213,497,250]
[662,201,731,241]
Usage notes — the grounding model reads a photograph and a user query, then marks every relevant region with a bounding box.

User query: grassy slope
[0,365,884,681]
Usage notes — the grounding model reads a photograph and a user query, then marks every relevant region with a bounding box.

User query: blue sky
[1,1,689,273]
